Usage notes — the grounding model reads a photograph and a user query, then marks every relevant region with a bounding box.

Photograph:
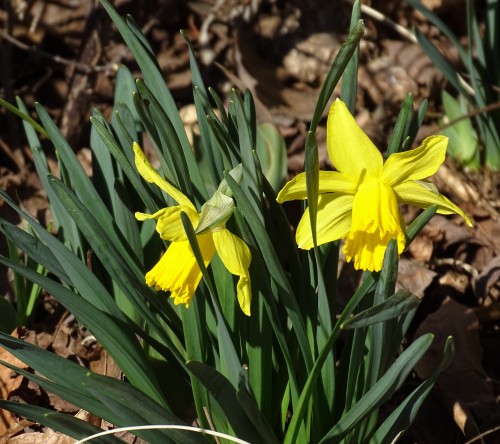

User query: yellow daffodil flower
[133,143,252,315]
[277,99,472,272]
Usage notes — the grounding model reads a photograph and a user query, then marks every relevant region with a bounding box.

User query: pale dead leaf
[397,259,437,299]
[9,428,75,444]
[414,297,494,403]
[473,256,500,307]
[0,329,29,435]
[407,222,443,262]
[452,401,483,441]
[427,215,485,267]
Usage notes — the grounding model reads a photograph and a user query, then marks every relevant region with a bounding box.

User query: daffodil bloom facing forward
[133,143,252,315]
[277,99,472,272]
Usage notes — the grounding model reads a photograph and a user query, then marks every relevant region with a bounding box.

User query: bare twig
[0,28,118,74]
[342,0,475,96]
[464,424,500,444]
[361,3,417,43]
[439,100,500,132]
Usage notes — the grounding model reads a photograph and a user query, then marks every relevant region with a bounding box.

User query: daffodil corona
[133,143,252,315]
[277,99,472,272]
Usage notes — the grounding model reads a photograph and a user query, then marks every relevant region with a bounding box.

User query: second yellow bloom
[133,143,252,316]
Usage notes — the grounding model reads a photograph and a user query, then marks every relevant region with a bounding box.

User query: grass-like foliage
[0,1,459,443]
[407,0,500,170]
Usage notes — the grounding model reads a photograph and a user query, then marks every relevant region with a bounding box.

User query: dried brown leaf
[397,258,437,299]
[414,297,494,404]
[0,329,29,435]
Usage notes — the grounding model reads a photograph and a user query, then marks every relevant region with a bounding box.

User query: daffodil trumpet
[277,98,472,272]
[133,142,251,315]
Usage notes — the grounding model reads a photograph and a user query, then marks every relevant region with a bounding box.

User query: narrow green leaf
[225,174,313,372]
[193,85,224,188]
[0,257,165,406]
[209,86,229,126]
[341,0,361,112]
[86,373,208,444]
[45,175,178,333]
[181,30,207,96]
[237,367,280,444]
[310,20,364,132]
[113,65,140,125]
[246,291,273,419]
[342,289,420,329]
[305,131,319,248]
[0,189,124,319]
[375,239,398,303]
[0,220,69,283]
[100,0,208,192]
[367,264,394,394]
[244,90,257,149]
[16,97,82,251]
[405,0,468,62]
[99,0,190,152]
[111,103,138,163]
[413,30,471,100]
[180,212,243,387]
[0,97,47,136]
[371,336,455,443]
[135,80,195,199]
[187,361,262,443]
[90,115,161,213]
[405,99,428,150]
[230,91,261,215]
[90,109,117,213]
[342,315,368,414]
[319,334,434,443]
[405,205,438,244]
[283,273,377,444]
[203,108,238,163]
[232,209,302,414]
[387,94,414,156]
[0,400,122,444]
[36,103,139,266]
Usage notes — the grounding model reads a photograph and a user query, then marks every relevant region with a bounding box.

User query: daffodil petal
[343,178,406,272]
[145,234,216,307]
[382,135,448,185]
[135,208,170,221]
[212,229,252,316]
[133,142,195,209]
[296,194,353,250]
[155,206,200,242]
[236,276,251,317]
[327,99,383,179]
[393,180,473,226]
[277,171,357,203]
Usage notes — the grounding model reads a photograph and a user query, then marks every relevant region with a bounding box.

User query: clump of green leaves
[0,1,453,443]
[407,0,500,170]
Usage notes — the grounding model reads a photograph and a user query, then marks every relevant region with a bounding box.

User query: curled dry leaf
[473,255,500,307]
[0,329,29,436]
[407,222,444,262]
[413,296,498,440]
[414,297,495,436]
[8,428,75,444]
[397,258,437,299]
